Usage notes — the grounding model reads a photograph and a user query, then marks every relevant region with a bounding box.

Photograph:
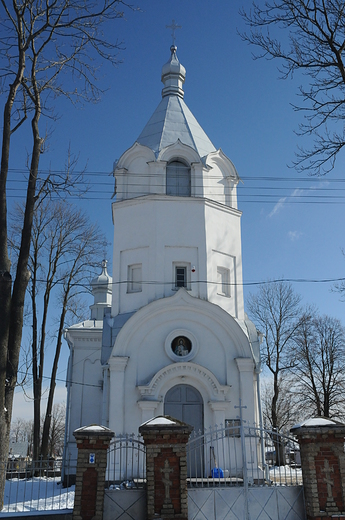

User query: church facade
[63,45,262,477]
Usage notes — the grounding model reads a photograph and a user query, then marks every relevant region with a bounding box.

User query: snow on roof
[67,319,103,330]
[291,417,340,430]
[74,424,112,433]
[140,416,177,427]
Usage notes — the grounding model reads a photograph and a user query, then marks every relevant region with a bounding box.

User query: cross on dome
[166,19,181,46]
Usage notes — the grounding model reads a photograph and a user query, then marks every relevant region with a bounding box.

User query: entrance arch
[164,384,203,433]
[164,385,203,477]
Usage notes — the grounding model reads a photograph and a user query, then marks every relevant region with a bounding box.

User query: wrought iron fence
[186,423,303,488]
[103,425,302,492]
[2,425,303,513]
[105,433,146,490]
[1,457,76,513]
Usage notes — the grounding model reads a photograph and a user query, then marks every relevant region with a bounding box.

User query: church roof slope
[136,95,216,158]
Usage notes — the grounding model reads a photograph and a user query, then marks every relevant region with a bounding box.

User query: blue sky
[7,0,345,420]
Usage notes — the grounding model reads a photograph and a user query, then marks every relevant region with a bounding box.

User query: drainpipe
[61,334,73,485]
[102,365,109,427]
[255,363,269,480]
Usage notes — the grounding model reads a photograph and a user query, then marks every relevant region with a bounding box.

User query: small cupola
[161,45,186,99]
[90,260,112,320]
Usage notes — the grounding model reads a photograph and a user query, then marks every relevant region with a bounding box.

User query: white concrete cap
[140,416,177,427]
[291,417,338,430]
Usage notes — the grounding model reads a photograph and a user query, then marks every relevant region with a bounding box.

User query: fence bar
[105,433,146,489]
[186,423,303,489]
[2,458,76,513]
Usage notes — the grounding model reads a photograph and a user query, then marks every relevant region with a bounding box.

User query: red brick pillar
[73,425,114,520]
[139,416,193,520]
[291,418,345,520]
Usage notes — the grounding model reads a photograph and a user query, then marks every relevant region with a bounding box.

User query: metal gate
[186,422,306,520]
[103,425,305,520]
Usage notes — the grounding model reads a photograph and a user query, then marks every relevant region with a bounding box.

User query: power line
[6,192,345,204]
[16,369,101,389]
[7,167,345,204]
[6,168,345,182]
[6,184,345,203]
[7,183,345,194]
[27,276,345,288]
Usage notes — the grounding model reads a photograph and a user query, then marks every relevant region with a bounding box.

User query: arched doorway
[164,384,203,432]
[164,384,203,477]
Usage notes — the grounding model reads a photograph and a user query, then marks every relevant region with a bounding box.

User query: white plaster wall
[112,196,243,318]
[204,201,244,320]
[115,143,155,201]
[108,291,257,436]
[64,327,103,462]
[204,150,239,208]
[115,142,240,209]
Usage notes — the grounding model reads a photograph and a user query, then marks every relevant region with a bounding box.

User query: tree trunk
[0,273,12,510]
[41,300,68,459]
[0,48,26,509]
[30,258,41,462]
[271,373,285,466]
[274,434,286,467]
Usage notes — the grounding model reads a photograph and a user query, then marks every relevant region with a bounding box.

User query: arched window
[166,160,191,197]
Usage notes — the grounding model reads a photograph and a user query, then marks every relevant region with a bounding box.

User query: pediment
[157,139,202,165]
[205,148,240,182]
[116,142,156,170]
[110,289,254,359]
[137,361,230,400]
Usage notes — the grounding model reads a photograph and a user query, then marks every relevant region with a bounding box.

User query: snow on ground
[1,477,74,513]
[269,465,303,485]
[0,467,303,514]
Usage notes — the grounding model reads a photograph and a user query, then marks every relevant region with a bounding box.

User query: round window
[171,336,192,357]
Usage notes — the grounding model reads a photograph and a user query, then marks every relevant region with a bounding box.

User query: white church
[63,44,262,476]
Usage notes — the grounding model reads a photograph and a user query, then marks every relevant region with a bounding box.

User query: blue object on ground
[211,467,224,478]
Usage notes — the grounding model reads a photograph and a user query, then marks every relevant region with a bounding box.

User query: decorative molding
[108,356,129,372]
[137,400,160,411]
[205,148,239,182]
[164,328,199,362]
[137,362,230,400]
[208,401,230,412]
[73,337,101,343]
[157,139,201,164]
[116,142,155,169]
[235,358,255,372]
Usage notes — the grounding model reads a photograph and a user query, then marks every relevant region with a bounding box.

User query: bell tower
[112,45,244,321]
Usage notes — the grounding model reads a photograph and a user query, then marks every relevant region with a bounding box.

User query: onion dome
[136,46,216,158]
[90,260,112,320]
[161,45,186,99]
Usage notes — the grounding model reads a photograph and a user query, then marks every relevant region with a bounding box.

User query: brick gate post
[72,425,114,520]
[291,418,345,520]
[139,416,193,520]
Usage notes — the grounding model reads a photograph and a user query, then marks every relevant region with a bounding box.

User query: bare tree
[10,417,33,444]
[0,1,132,507]
[247,281,303,464]
[240,1,345,174]
[41,403,66,458]
[261,378,300,432]
[10,403,65,458]
[291,313,345,419]
[10,418,33,456]
[10,199,105,461]
[39,207,105,460]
